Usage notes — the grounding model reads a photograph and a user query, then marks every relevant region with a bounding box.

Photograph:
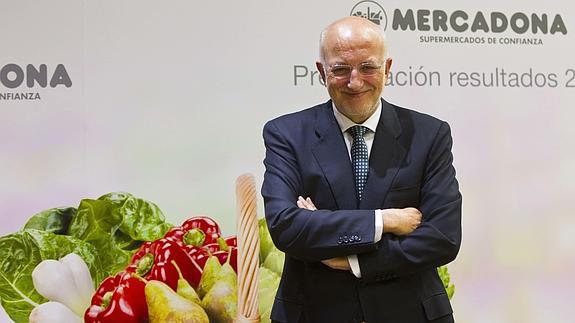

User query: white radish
[29,301,82,323]
[60,253,95,305]
[32,254,93,316]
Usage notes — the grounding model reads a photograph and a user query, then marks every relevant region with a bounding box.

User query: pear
[197,255,222,298]
[258,218,276,263]
[171,260,201,304]
[201,264,238,323]
[258,267,280,323]
[145,280,209,323]
[263,249,285,275]
[216,262,237,285]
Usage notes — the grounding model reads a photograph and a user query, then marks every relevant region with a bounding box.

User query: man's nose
[347,69,363,90]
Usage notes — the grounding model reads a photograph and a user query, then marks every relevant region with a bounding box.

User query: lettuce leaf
[67,192,172,279]
[0,230,101,323]
[98,192,172,242]
[437,265,455,299]
[68,199,134,278]
[23,207,76,235]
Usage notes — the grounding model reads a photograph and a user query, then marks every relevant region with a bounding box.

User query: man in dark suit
[262,16,461,323]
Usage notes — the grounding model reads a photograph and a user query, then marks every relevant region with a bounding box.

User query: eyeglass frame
[323,58,389,79]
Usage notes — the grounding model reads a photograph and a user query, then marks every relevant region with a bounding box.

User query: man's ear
[384,58,393,78]
[316,61,326,83]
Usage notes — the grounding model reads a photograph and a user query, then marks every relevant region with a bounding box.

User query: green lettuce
[23,207,76,235]
[98,192,172,242]
[437,265,455,299]
[67,199,135,278]
[0,230,102,323]
[68,192,173,278]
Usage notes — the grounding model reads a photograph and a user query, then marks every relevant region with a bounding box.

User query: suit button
[357,235,361,241]
[337,237,343,244]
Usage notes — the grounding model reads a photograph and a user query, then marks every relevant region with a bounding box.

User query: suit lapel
[311,101,358,210]
[360,99,406,210]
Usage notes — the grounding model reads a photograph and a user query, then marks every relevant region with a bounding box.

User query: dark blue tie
[348,125,369,201]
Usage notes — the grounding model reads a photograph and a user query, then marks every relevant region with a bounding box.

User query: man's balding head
[319,16,388,65]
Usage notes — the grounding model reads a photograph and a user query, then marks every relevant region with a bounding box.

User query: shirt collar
[332,100,382,134]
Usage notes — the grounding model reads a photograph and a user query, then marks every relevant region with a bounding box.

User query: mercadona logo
[351,1,388,30]
[0,63,72,101]
[349,1,567,36]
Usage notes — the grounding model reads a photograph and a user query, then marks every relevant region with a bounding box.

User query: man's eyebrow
[331,59,380,66]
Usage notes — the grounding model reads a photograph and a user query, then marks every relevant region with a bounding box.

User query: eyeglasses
[326,62,383,79]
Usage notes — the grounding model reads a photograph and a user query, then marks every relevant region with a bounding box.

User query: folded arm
[297,196,422,272]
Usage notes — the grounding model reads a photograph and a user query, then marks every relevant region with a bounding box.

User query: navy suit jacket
[262,99,462,323]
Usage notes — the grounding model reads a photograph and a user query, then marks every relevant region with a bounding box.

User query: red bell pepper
[182,216,221,243]
[84,271,147,323]
[228,247,237,271]
[225,236,237,248]
[161,216,236,272]
[187,246,210,268]
[164,216,222,247]
[127,238,203,289]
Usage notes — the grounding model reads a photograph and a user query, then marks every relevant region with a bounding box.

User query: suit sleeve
[358,121,462,283]
[262,120,377,262]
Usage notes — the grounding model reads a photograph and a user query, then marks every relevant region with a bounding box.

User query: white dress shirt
[332,102,384,278]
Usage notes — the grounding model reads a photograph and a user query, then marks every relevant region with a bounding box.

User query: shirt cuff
[348,254,361,278]
[374,209,383,243]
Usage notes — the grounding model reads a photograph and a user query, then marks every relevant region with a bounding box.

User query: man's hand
[297,196,317,211]
[382,207,422,235]
[296,196,350,272]
[321,256,351,271]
